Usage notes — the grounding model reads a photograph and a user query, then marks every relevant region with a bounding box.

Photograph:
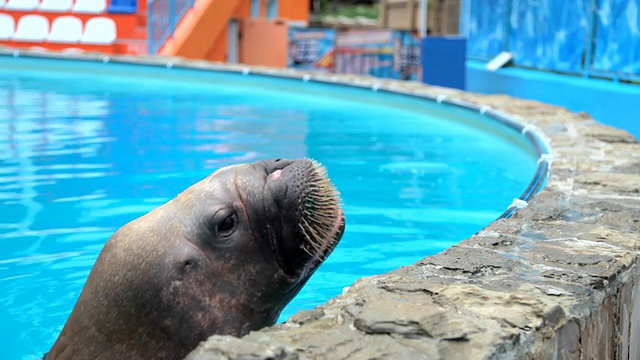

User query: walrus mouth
[266,158,345,279]
[296,159,345,274]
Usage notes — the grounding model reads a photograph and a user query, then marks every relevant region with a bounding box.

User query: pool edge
[4,48,639,360]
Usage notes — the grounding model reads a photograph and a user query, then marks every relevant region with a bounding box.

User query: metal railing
[147,0,195,54]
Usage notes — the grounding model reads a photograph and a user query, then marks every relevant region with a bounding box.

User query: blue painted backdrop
[593,0,640,75]
[467,0,509,58]
[464,0,640,78]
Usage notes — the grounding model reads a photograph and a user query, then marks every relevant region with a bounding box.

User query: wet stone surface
[5,49,637,359]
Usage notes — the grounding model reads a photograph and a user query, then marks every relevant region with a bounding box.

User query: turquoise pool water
[0,57,538,359]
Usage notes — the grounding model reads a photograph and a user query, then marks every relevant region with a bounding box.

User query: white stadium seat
[39,0,73,12]
[5,0,39,11]
[72,0,106,13]
[0,14,14,41]
[80,17,116,44]
[13,15,49,42]
[47,16,83,43]
[62,48,85,54]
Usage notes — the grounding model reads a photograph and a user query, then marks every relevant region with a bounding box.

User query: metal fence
[461,0,640,81]
[147,0,195,54]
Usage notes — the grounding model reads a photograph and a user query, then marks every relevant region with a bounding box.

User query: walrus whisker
[299,218,326,252]
[299,159,343,268]
[297,223,316,257]
[301,243,315,258]
[301,224,324,252]
[302,219,321,249]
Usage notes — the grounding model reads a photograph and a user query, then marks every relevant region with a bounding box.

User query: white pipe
[419,0,428,38]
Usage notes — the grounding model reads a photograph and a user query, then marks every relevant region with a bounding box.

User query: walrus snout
[263,158,344,277]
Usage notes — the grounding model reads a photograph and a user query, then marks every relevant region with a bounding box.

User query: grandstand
[0,0,145,54]
[0,0,308,57]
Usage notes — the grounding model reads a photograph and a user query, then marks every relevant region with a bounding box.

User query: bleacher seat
[72,0,106,13]
[5,0,39,11]
[39,0,73,12]
[0,14,14,41]
[47,16,82,43]
[80,17,116,44]
[12,15,49,42]
[62,48,85,54]
[108,0,137,14]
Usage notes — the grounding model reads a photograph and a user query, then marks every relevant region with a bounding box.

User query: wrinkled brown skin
[47,159,344,360]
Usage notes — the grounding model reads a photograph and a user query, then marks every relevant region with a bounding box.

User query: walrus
[46,158,345,360]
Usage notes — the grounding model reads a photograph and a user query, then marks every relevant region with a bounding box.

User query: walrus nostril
[264,158,295,177]
[182,259,195,272]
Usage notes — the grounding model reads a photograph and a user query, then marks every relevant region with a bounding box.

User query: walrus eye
[216,213,237,237]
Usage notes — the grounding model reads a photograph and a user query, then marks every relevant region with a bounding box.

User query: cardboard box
[380,0,419,30]
[380,0,459,35]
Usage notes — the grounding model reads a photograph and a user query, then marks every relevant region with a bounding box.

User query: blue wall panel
[467,0,509,58]
[422,37,466,90]
[593,0,640,76]
[508,0,589,73]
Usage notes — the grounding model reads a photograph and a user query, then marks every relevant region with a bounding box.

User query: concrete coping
[4,48,639,359]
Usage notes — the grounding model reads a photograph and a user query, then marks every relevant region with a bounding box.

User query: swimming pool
[0,55,541,359]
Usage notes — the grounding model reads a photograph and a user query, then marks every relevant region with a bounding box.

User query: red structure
[0,0,308,59]
[0,0,148,54]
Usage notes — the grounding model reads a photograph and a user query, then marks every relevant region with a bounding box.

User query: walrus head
[47,158,345,360]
